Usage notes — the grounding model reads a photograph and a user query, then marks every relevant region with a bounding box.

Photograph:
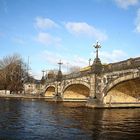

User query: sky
[0,0,140,79]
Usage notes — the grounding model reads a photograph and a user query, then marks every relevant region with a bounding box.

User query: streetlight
[89,58,91,66]
[41,70,46,85]
[42,70,45,78]
[93,42,101,60]
[67,62,69,73]
[57,60,63,81]
[92,41,102,73]
[58,60,63,71]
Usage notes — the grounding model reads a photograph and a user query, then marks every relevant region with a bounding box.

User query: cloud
[65,22,108,41]
[99,50,128,63]
[72,55,87,67]
[41,50,62,65]
[34,17,61,46]
[31,71,42,80]
[115,0,139,9]
[135,8,140,33]
[36,32,61,46]
[41,50,88,70]
[35,17,58,30]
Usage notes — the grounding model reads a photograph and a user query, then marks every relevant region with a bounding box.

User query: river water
[0,98,140,140]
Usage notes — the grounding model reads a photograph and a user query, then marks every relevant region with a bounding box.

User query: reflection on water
[0,99,140,140]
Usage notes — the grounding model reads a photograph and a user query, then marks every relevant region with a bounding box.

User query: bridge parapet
[103,57,140,73]
[63,70,90,80]
[46,70,91,85]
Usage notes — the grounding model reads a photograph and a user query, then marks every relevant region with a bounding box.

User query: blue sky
[0,0,140,79]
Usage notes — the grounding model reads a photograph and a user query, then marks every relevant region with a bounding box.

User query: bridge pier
[87,74,105,108]
[86,42,105,107]
[53,82,63,102]
[86,97,105,108]
[89,74,96,98]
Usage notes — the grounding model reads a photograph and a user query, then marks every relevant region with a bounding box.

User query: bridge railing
[45,70,90,84]
[103,57,140,72]
[46,78,57,84]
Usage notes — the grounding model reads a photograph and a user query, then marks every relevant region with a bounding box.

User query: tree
[69,66,81,73]
[0,54,26,94]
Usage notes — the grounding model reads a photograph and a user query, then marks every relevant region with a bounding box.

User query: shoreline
[0,94,140,109]
[0,94,45,99]
[86,103,140,109]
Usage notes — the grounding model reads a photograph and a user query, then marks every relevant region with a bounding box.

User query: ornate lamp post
[42,70,45,78]
[93,42,101,64]
[92,42,102,74]
[89,58,91,66]
[41,70,46,85]
[58,60,63,71]
[57,60,63,81]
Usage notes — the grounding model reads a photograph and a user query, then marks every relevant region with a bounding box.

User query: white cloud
[72,55,87,67]
[36,32,61,46]
[35,17,58,30]
[65,22,108,41]
[115,0,139,9]
[32,71,42,80]
[41,50,61,65]
[41,50,88,71]
[135,8,140,33]
[99,50,128,63]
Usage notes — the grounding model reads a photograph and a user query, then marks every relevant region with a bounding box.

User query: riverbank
[86,101,140,109]
[0,94,45,99]
[0,94,140,109]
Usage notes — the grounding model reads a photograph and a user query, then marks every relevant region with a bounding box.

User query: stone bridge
[43,56,140,108]
[43,41,140,108]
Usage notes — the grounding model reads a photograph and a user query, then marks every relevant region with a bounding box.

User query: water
[0,98,140,140]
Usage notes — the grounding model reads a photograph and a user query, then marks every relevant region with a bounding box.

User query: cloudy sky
[0,0,140,79]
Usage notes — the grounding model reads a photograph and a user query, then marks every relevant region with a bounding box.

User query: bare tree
[0,54,26,94]
[69,66,81,73]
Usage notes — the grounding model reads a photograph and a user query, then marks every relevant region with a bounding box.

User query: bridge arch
[44,85,55,98]
[103,73,140,103]
[62,81,90,101]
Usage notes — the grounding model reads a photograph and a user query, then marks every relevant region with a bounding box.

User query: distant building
[24,79,42,95]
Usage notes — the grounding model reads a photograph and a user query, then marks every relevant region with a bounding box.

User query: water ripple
[0,99,140,140]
